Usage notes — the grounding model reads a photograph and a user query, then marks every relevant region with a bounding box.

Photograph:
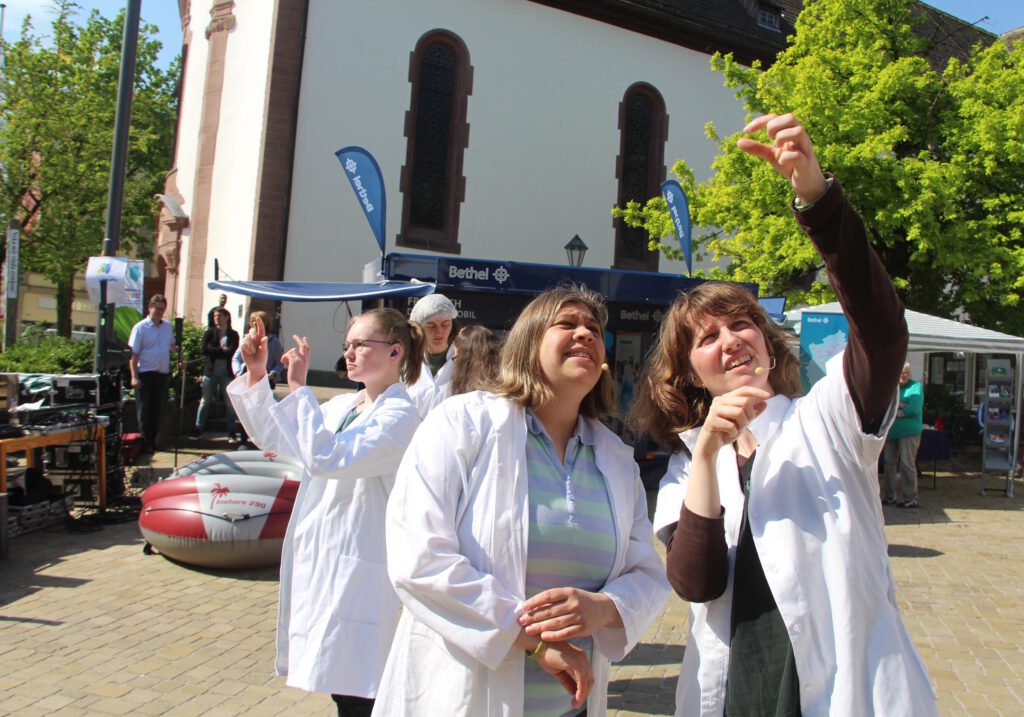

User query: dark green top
[426,351,447,377]
[725,453,801,717]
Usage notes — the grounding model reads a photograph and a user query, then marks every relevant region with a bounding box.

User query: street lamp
[564,234,588,267]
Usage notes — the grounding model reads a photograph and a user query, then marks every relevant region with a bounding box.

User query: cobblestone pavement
[2,445,1022,716]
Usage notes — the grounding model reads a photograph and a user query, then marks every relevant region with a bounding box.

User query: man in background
[129,294,177,453]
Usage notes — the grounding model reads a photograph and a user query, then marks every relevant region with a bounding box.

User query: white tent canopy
[785,302,1024,354]
[787,302,1024,493]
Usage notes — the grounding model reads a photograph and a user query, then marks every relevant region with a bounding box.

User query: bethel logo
[344,158,358,174]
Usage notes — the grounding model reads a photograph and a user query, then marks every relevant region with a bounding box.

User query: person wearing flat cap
[407,293,459,416]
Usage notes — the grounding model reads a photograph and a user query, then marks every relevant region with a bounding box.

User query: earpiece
[390,350,398,357]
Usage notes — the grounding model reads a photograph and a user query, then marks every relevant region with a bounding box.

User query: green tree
[0,1,178,336]
[616,0,1024,333]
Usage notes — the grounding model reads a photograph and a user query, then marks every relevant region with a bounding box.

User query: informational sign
[85,256,144,312]
[335,146,387,254]
[5,223,20,299]
[661,180,692,275]
[799,311,849,389]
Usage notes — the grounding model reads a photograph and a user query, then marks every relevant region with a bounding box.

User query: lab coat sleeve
[595,469,672,662]
[269,386,418,481]
[226,375,301,458]
[386,404,524,671]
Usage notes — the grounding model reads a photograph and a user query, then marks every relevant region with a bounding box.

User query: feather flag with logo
[661,179,692,276]
[335,146,387,255]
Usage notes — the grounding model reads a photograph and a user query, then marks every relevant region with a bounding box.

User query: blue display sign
[661,180,693,275]
[799,311,849,390]
[385,253,749,306]
[335,146,387,254]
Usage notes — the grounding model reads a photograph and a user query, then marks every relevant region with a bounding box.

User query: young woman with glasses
[229,308,426,717]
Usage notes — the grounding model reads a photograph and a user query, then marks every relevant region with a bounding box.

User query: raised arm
[740,113,907,433]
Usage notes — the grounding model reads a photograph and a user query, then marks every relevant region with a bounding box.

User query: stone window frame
[613,82,668,272]
[397,29,473,255]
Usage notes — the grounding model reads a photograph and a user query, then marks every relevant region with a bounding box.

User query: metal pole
[101,0,142,257]
[97,1,141,383]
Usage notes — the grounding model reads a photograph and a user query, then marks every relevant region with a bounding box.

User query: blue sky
[0,1,1019,72]
[0,1,183,69]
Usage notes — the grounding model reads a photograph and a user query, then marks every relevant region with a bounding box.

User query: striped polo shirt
[523,410,616,717]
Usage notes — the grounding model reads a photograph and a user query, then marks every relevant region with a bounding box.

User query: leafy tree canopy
[0,0,178,336]
[616,0,1024,334]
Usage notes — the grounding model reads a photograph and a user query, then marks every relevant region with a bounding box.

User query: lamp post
[564,234,588,267]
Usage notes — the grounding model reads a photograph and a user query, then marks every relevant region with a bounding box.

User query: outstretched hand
[241,317,269,387]
[281,335,311,391]
[737,113,827,205]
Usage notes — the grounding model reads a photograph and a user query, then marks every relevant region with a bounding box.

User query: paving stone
[1,449,1022,715]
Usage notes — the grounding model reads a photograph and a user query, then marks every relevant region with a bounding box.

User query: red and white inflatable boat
[139,451,302,569]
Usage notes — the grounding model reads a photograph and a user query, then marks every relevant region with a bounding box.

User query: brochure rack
[982,358,1015,496]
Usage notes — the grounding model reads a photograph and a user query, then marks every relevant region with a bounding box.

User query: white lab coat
[227,376,420,697]
[406,345,456,417]
[652,354,937,717]
[374,391,670,716]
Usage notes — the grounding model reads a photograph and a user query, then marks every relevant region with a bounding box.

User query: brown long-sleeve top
[664,177,908,601]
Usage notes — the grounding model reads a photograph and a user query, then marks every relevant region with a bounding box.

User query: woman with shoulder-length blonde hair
[632,113,937,716]
[229,308,426,717]
[375,285,670,717]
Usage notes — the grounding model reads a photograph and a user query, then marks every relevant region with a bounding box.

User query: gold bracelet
[527,640,549,661]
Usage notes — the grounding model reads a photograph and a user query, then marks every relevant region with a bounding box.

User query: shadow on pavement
[618,641,685,667]
[887,544,944,558]
[607,675,677,714]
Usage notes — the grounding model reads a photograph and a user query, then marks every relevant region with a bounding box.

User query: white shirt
[406,344,456,417]
[227,376,421,697]
[128,316,174,373]
[373,391,670,716]
[653,354,937,717]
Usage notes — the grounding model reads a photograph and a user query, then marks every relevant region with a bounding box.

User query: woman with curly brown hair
[631,113,937,716]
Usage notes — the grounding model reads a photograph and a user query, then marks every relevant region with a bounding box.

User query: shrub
[0,327,96,374]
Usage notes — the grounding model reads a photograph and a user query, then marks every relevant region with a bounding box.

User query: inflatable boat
[139,451,303,569]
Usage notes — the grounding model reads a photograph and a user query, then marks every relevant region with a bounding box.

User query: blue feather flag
[335,146,387,255]
[661,180,692,276]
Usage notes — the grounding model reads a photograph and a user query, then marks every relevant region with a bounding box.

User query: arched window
[614,83,668,271]
[398,30,472,254]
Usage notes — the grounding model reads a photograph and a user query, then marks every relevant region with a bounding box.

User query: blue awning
[207,278,435,302]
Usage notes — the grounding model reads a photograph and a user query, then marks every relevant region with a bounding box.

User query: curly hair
[628,282,800,449]
[493,285,616,419]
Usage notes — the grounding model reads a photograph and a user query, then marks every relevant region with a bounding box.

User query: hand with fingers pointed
[694,386,773,460]
[534,640,594,710]
[241,316,269,387]
[518,587,623,643]
[737,112,828,205]
[281,335,311,391]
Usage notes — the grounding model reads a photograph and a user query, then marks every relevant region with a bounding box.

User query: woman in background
[229,309,425,717]
[449,324,502,397]
[407,293,459,415]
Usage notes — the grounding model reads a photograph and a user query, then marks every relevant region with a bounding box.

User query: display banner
[661,179,693,275]
[335,145,387,254]
[85,256,144,311]
[799,311,849,390]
